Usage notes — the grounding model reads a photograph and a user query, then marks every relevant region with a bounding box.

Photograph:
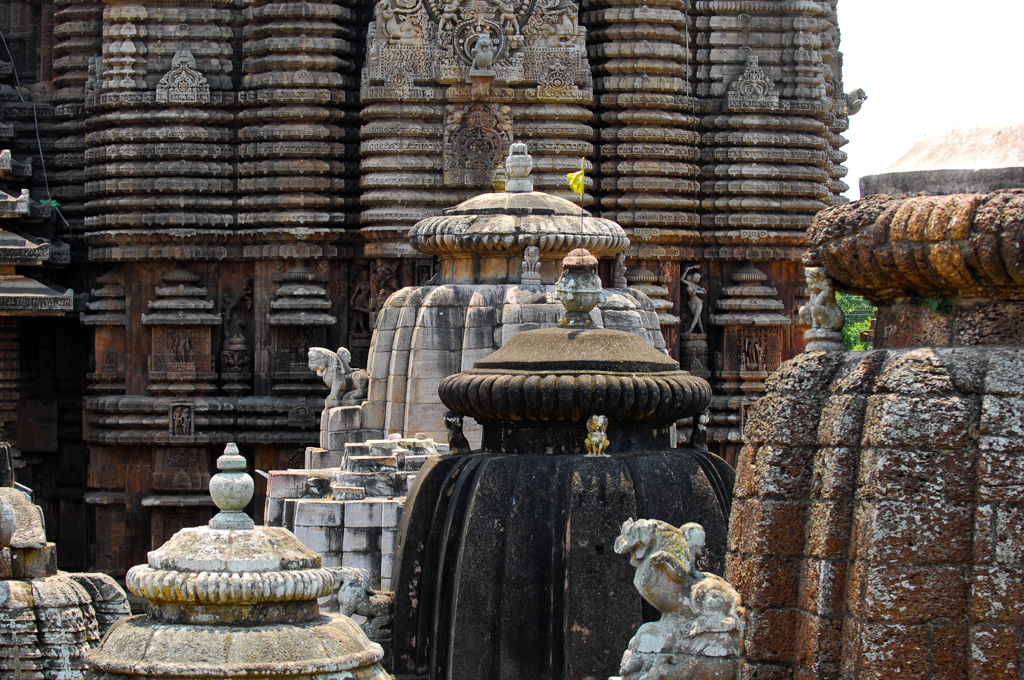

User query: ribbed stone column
[238,0,356,231]
[585,0,699,228]
[52,0,103,239]
[694,0,833,234]
[84,0,237,235]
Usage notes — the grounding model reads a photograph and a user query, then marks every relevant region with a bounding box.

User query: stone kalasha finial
[556,248,602,327]
[505,142,533,193]
[209,443,255,530]
[612,519,744,680]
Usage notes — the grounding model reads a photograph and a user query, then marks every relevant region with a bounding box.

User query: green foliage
[835,292,875,351]
[924,297,953,314]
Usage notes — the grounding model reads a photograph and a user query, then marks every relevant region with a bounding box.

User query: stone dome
[409,190,630,261]
[435,251,710,452]
[85,444,389,680]
[407,144,630,283]
[439,325,710,426]
[324,145,665,449]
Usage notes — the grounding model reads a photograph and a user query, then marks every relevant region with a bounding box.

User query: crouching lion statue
[325,566,393,640]
[610,518,744,680]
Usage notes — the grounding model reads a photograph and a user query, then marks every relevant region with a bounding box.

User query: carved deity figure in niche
[221,277,253,340]
[681,266,706,335]
[444,103,513,187]
[377,0,423,44]
[492,0,520,35]
[173,334,194,364]
[531,0,576,38]
[438,0,460,33]
[521,245,541,284]
[371,260,401,314]
[742,335,767,372]
[349,266,373,338]
[170,404,194,438]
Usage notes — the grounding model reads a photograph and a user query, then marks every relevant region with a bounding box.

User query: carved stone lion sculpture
[308,347,369,408]
[798,267,845,352]
[330,566,393,640]
[611,518,744,680]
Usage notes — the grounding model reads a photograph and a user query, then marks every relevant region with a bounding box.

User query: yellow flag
[566,158,585,197]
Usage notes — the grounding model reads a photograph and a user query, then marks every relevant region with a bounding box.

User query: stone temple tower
[1,0,856,574]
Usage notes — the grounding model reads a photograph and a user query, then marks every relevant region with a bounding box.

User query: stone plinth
[729,189,1024,679]
[265,434,445,591]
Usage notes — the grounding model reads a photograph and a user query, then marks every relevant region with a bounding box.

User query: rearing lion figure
[308,347,369,408]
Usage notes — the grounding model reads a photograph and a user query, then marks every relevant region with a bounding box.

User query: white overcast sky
[840,1,1023,199]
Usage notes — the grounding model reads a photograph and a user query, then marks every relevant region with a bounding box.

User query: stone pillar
[84,0,238,235]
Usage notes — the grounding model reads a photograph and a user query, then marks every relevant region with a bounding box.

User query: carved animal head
[586,414,607,434]
[613,518,660,564]
[307,347,338,376]
[680,523,706,562]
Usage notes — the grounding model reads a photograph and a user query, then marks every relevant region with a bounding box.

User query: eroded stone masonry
[3,0,857,574]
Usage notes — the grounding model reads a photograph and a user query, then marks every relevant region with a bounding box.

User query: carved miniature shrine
[2,0,858,575]
[391,250,735,680]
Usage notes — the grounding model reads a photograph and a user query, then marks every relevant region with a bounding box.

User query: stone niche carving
[268,264,336,396]
[155,44,211,104]
[141,269,221,394]
[612,518,743,680]
[360,0,594,251]
[443,102,513,187]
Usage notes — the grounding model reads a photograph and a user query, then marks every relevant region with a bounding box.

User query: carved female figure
[681,266,706,335]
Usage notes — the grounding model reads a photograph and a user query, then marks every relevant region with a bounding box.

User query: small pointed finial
[492,165,507,193]
[505,143,533,193]
[556,248,602,327]
[208,443,255,530]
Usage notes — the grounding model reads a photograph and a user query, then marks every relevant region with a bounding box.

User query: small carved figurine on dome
[584,415,610,456]
[798,265,845,352]
[444,410,472,455]
[521,244,542,284]
[611,518,744,680]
